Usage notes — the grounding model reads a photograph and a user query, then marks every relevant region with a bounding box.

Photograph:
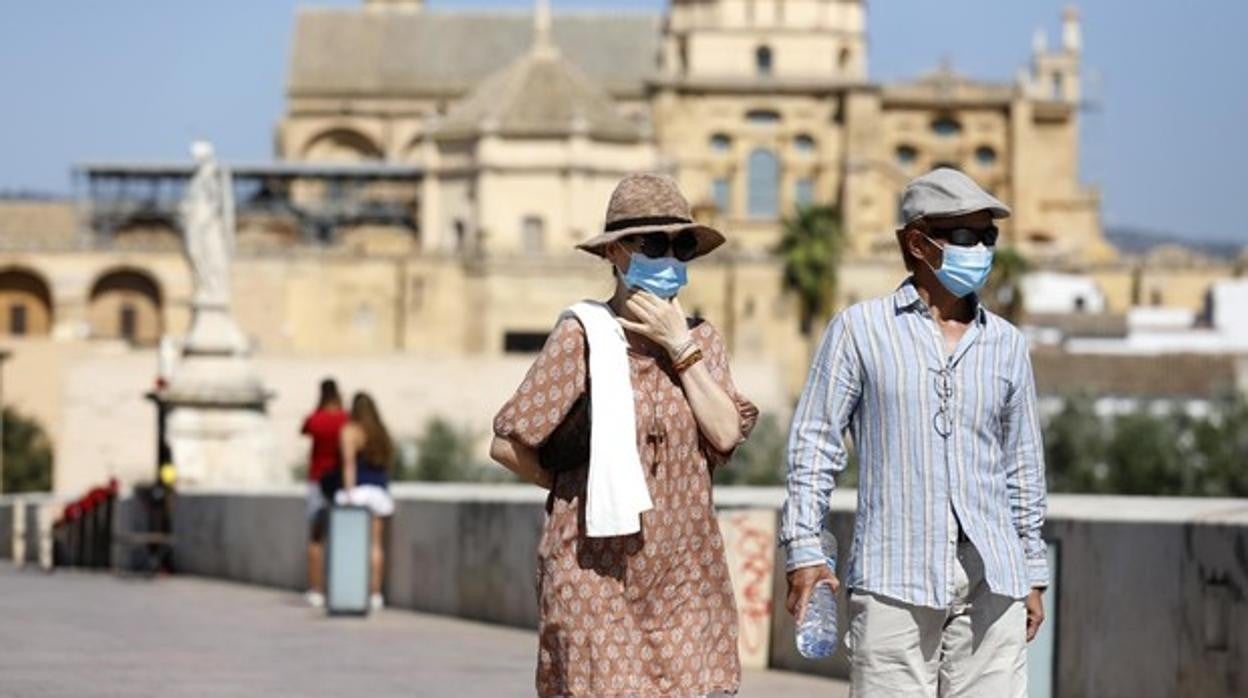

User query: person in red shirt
[301,378,349,607]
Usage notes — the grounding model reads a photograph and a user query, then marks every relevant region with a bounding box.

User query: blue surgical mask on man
[622,253,688,299]
[922,235,994,298]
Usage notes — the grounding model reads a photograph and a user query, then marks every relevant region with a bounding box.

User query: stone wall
[168,487,1248,697]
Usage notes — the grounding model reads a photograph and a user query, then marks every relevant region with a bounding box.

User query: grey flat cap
[900,168,1011,225]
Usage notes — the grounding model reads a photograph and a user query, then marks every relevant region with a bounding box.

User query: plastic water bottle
[795,534,838,659]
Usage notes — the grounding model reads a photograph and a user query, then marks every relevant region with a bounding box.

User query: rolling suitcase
[326,505,371,616]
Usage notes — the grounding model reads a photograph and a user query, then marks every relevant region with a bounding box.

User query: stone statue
[163,141,276,488]
[180,141,235,308]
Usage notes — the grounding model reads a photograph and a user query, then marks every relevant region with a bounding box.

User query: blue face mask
[923,235,994,298]
[621,253,688,299]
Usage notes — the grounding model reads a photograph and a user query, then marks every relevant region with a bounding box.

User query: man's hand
[786,564,840,624]
[1025,588,1045,642]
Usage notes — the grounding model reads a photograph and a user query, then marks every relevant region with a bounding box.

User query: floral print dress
[494,317,759,697]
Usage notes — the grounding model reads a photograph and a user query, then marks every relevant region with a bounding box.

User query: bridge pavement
[0,563,848,697]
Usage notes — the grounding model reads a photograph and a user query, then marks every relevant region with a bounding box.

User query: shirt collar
[893,277,987,325]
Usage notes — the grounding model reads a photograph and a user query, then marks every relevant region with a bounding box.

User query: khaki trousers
[846,541,1028,698]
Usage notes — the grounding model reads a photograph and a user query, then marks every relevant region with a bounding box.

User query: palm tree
[775,204,845,338]
[984,245,1029,323]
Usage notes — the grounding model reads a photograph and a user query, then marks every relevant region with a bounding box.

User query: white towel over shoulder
[562,301,654,537]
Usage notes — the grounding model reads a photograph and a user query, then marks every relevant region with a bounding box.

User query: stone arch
[0,266,53,337]
[301,127,384,162]
[402,131,432,162]
[88,267,163,346]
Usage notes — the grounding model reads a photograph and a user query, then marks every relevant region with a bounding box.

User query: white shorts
[306,482,327,521]
[334,485,395,518]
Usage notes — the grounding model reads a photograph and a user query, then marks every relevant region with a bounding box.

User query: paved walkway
[0,563,848,697]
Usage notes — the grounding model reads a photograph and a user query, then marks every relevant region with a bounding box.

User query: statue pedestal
[165,407,278,488]
[161,306,278,488]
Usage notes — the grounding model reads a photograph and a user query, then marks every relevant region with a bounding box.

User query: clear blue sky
[2,0,1245,243]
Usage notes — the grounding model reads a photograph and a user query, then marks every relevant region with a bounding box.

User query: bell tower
[364,0,423,12]
[663,0,867,83]
[1023,6,1081,103]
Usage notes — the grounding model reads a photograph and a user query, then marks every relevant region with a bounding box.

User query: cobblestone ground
[0,563,848,697]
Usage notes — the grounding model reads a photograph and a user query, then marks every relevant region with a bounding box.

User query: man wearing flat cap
[779,168,1048,696]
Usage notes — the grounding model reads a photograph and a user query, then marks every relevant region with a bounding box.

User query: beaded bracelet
[674,348,704,374]
[669,338,697,361]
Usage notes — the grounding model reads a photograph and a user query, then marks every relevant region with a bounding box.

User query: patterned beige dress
[494,316,759,697]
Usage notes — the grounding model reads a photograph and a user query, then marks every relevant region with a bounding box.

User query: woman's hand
[618,290,692,358]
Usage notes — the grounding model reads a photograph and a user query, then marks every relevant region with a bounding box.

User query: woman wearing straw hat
[491,173,759,697]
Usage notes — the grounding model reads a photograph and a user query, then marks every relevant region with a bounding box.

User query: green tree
[2,407,53,493]
[776,204,845,339]
[714,413,858,489]
[1193,393,1248,497]
[408,417,480,482]
[1042,393,1109,493]
[714,413,786,486]
[1042,394,1248,497]
[983,246,1030,323]
[1103,406,1193,496]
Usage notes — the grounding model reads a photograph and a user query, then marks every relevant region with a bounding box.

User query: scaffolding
[72,161,424,246]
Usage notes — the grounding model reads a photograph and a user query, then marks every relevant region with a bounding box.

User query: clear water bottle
[795,533,838,659]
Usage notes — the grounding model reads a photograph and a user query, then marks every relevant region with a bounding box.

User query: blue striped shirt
[780,279,1049,608]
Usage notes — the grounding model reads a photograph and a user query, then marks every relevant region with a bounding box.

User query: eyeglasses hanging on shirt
[932,367,954,438]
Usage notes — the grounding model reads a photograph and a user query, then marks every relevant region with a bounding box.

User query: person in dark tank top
[333,392,396,612]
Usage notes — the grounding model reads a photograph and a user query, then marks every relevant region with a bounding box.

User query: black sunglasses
[928,224,999,247]
[623,231,700,261]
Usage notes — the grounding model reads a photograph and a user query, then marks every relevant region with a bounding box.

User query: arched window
[747,148,779,218]
[712,178,732,214]
[838,47,852,71]
[88,268,162,346]
[755,45,773,77]
[794,134,816,155]
[795,178,815,207]
[522,215,545,256]
[975,145,998,166]
[0,268,53,337]
[710,133,732,153]
[896,144,918,166]
[453,219,467,252]
[931,116,962,138]
[745,109,781,125]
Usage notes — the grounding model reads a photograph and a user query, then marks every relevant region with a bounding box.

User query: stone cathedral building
[286,0,1106,260]
[0,0,1237,492]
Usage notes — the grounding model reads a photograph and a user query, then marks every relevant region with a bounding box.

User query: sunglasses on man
[623,231,700,262]
[926,224,999,248]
